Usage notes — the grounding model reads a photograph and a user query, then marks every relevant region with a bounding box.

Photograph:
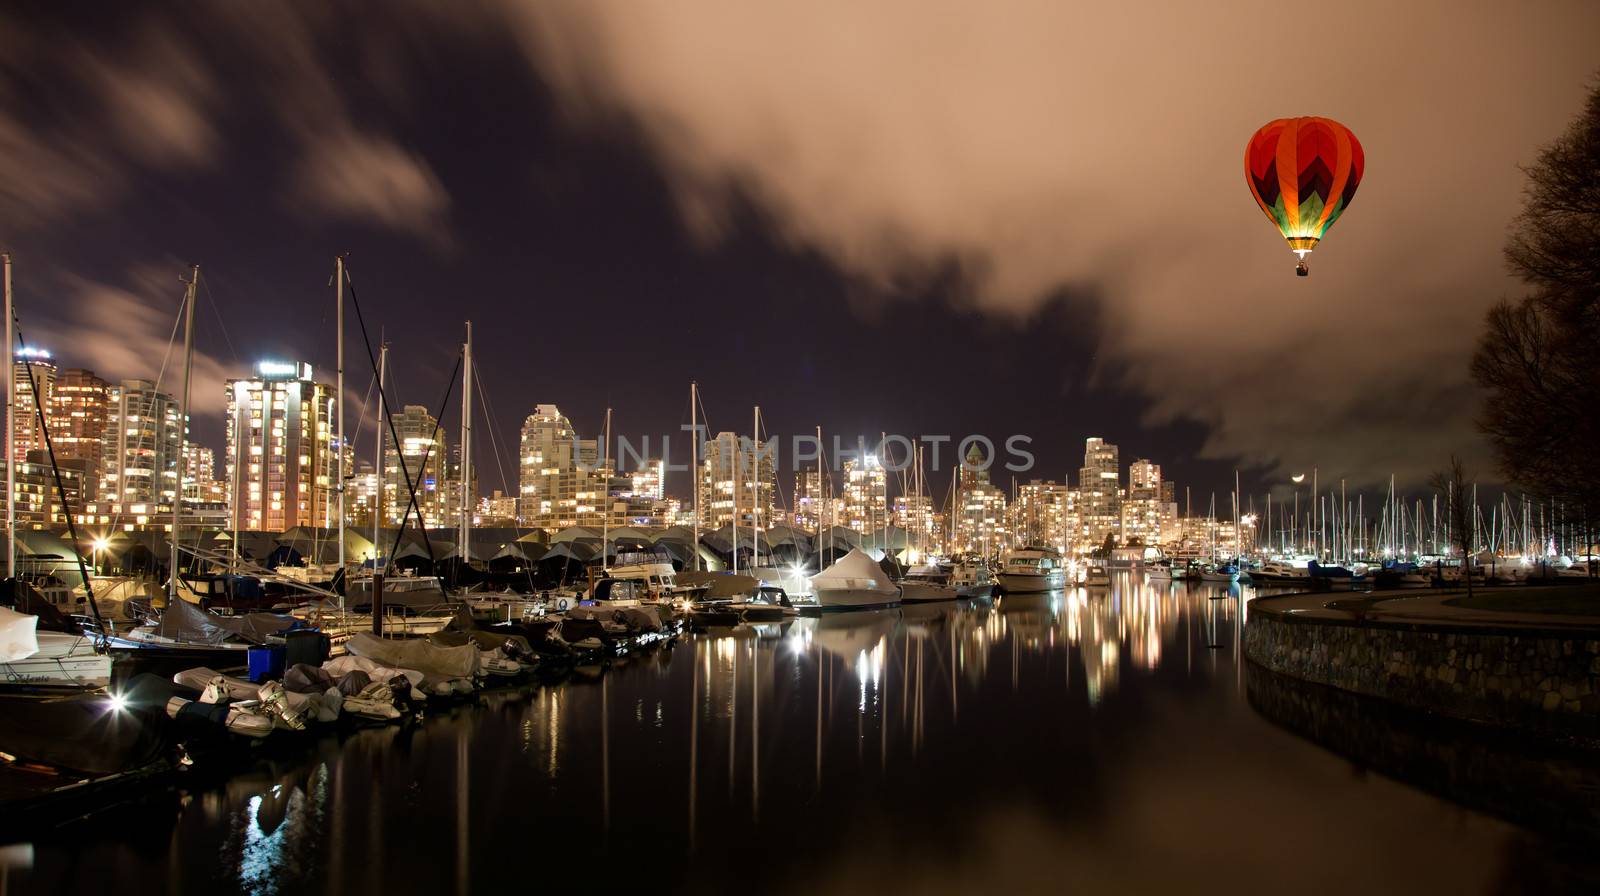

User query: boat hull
[0,653,112,689]
[812,587,902,611]
[900,581,959,604]
[996,571,1065,594]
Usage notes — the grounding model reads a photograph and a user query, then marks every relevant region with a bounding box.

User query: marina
[5,574,1595,894]
[2,3,1599,892]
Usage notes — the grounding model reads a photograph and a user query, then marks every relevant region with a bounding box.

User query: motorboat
[1250,558,1311,585]
[1146,559,1174,581]
[607,549,706,602]
[997,546,1067,594]
[1083,562,1110,587]
[899,563,959,603]
[950,560,995,599]
[1307,560,1364,589]
[1198,562,1240,583]
[810,548,902,610]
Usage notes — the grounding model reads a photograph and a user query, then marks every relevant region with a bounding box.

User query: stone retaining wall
[1245,602,1600,740]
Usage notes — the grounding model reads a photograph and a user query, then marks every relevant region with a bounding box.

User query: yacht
[950,560,995,599]
[1146,559,1174,580]
[608,550,706,602]
[997,547,1067,594]
[1083,562,1110,587]
[899,562,959,604]
[1250,558,1311,585]
[810,548,902,610]
[1198,562,1240,583]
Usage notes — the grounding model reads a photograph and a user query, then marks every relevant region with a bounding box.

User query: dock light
[92,537,110,552]
[106,691,129,714]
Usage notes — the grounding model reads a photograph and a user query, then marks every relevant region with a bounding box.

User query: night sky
[3,2,1597,504]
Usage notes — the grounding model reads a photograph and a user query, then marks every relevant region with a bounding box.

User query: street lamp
[92,536,110,576]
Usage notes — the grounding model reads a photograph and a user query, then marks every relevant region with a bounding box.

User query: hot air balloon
[1245,117,1364,276]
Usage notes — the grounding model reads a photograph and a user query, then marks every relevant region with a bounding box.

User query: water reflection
[5,573,1585,895]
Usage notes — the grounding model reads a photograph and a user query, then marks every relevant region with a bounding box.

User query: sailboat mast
[690,381,699,573]
[170,265,198,604]
[601,405,610,570]
[816,424,824,574]
[335,256,346,583]
[459,321,473,567]
[752,405,761,572]
[3,253,12,577]
[373,341,386,569]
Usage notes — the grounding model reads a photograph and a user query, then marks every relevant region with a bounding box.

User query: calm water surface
[8,576,1596,894]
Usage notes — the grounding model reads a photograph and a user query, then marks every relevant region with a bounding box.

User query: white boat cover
[0,607,40,663]
[345,632,479,682]
[812,548,898,595]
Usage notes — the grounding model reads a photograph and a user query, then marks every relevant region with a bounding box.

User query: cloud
[81,31,219,167]
[496,0,1600,483]
[294,130,451,243]
[206,3,453,243]
[0,4,448,244]
[28,270,237,418]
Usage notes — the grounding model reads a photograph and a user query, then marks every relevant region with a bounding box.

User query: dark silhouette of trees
[1471,79,1600,561]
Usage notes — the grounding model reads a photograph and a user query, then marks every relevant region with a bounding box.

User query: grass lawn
[1444,585,1600,618]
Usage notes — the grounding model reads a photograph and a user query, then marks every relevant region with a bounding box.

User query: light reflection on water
[7,574,1585,895]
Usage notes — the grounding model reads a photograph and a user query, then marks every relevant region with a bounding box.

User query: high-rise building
[792,468,830,532]
[697,432,776,530]
[11,347,57,459]
[1078,437,1121,547]
[384,404,448,528]
[100,378,183,506]
[1121,458,1163,545]
[892,492,936,552]
[47,367,110,500]
[476,489,519,528]
[347,460,381,529]
[629,458,665,502]
[842,454,887,535]
[954,444,1007,557]
[225,361,336,532]
[1014,479,1074,551]
[13,449,90,527]
[518,403,606,531]
[182,441,224,503]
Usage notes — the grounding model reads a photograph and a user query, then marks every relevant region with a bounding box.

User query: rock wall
[1245,605,1600,740]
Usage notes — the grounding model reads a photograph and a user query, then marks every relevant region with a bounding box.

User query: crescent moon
[1290,474,1306,483]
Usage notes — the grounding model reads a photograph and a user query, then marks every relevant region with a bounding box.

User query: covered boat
[810,549,901,610]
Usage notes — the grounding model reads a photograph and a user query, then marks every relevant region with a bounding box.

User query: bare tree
[1472,78,1600,563]
[1429,455,1475,597]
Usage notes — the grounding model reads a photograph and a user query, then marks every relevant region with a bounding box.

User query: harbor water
[7,576,1596,894]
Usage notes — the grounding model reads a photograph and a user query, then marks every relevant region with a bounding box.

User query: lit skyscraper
[698,432,776,531]
[49,367,111,500]
[100,378,183,506]
[225,361,336,532]
[384,404,448,528]
[1078,437,1121,546]
[11,347,57,459]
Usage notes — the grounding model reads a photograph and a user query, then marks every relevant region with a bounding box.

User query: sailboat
[2,256,113,690]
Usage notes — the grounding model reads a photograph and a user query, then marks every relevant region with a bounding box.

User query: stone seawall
[1245,598,1600,740]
